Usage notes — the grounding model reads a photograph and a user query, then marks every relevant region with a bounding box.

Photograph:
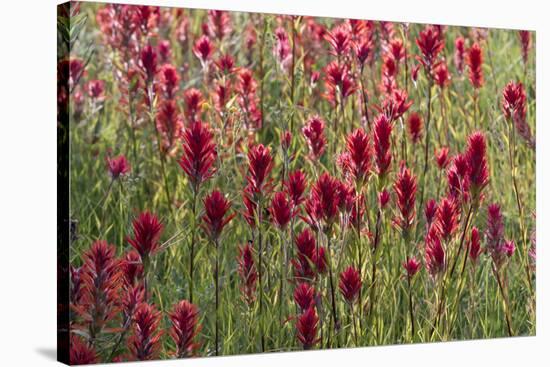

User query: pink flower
[302,116,327,160]
[193,35,214,65]
[403,257,421,278]
[106,155,131,179]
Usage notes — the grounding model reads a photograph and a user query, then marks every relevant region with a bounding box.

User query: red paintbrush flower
[122,250,144,286]
[469,226,482,264]
[122,284,146,322]
[502,81,526,120]
[281,130,292,152]
[407,112,423,144]
[159,64,179,99]
[354,38,373,66]
[296,306,320,350]
[246,144,274,197]
[193,35,214,66]
[237,242,258,305]
[128,303,163,361]
[295,228,316,261]
[435,147,450,170]
[387,38,405,64]
[70,335,98,365]
[378,190,391,209]
[518,30,531,66]
[285,170,307,208]
[346,128,372,186]
[433,61,450,89]
[106,154,131,179]
[302,116,327,160]
[504,240,516,257]
[373,114,393,179]
[70,265,83,306]
[202,190,235,241]
[424,198,438,227]
[293,228,316,281]
[313,246,328,274]
[486,203,504,254]
[157,40,172,63]
[274,26,292,71]
[326,24,351,56]
[393,162,417,235]
[467,43,484,89]
[270,191,292,229]
[128,212,163,261]
[306,173,341,227]
[324,61,357,105]
[339,266,362,303]
[435,196,459,241]
[156,100,183,152]
[169,300,201,358]
[294,282,316,312]
[179,121,216,191]
[242,184,258,228]
[380,89,413,122]
[140,44,157,83]
[403,257,421,278]
[454,36,466,75]
[87,79,105,100]
[425,228,446,278]
[416,26,444,72]
[207,10,231,40]
[215,54,236,75]
[465,131,489,199]
[183,88,205,123]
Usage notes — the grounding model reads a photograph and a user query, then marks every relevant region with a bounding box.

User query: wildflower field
[58,2,536,364]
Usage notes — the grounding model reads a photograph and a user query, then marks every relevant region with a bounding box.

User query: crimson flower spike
[403,257,422,278]
[270,191,292,229]
[237,241,258,306]
[285,169,307,208]
[179,121,216,192]
[202,190,235,242]
[467,43,484,89]
[469,226,482,265]
[183,88,205,123]
[159,64,179,99]
[346,128,372,187]
[393,162,417,237]
[296,306,320,350]
[302,116,327,160]
[140,44,157,83]
[127,211,164,262]
[106,154,131,179]
[465,131,489,203]
[308,173,342,228]
[294,282,316,312]
[502,81,534,149]
[338,266,362,304]
[425,227,446,279]
[518,30,531,67]
[435,196,459,241]
[246,144,274,197]
[454,36,466,75]
[169,300,201,358]
[193,35,214,67]
[416,25,444,73]
[128,303,163,361]
[407,112,423,144]
[373,114,392,182]
[70,335,98,365]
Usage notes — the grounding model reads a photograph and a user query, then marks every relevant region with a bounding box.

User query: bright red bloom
[373,114,392,179]
[416,26,444,71]
[518,30,531,66]
[122,250,144,286]
[215,54,236,75]
[246,144,274,196]
[313,246,328,274]
[87,79,105,100]
[339,266,362,303]
[140,44,157,82]
[183,88,205,123]
[403,257,421,278]
[424,198,438,226]
[179,121,216,190]
[241,184,258,228]
[425,228,445,278]
[465,131,489,198]
[393,163,417,234]
[296,306,320,350]
[128,303,163,361]
[435,147,450,169]
[323,61,357,105]
[407,112,423,144]
[326,24,351,56]
[467,43,484,89]
[156,100,183,152]
[106,154,131,179]
[70,335,98,365]
[128,212,163,260]
[270,192,292,229]
[202,190,235,241]
[193,35,214,65]
[293,228,317,281]
[158,64,179,99]
[469,226,482,264]
[504,240,516,257]
[435,196,459,241]
[302,116,327,160]
[207,10,231,40]
[379,190,391,209]
[169,300,201,358]
[387,38,405,63]
[486,203,504,254]
[237,242,258,305]
[294,282,316,312]
[295,228,316,260]
[502,81,527,120]
[285,170,307,208]
[354,38,373,65]
[454,36,466,75]
[346,128,372,185]
[433,61,450,89]
[306,173,342,227]
[380,89,413,122]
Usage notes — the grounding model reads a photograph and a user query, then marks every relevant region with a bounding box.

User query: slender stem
[189,187,198,303]
[256,197,265,352]
[407,275,415,340]
[325,228,340,348]
[494,265,514,336]
[214,238,220,355]
[418,79,433,219]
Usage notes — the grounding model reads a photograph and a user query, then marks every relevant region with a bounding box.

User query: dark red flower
[207,10,231,40]
[425,228,445,278]
[157,40,172,63]
[504,240,516,257]
[70,335,98,365]
[326,24,351,56]
[294,282,316,312]
[354,38,373,65]
[122,250,144,286]
[305,173,342,227]
[502,81,527,121]
[281,130,292,152]
[293,228,316,281]
[403,257,421,278]
[312,246,328,274]
[193,35,214,65]
[202,190,235,241]
[387,38,405,63]
[465,131,489,198]
[169,300,201,358]
[179,121,216,191]
[454,36,466,75]
[407,112,423,144]
[285,170,307,208]
[416,26,444,71]
[270,192,292,229]
[128,303,163,361]
[246,144,274,196]
[296,306,320,350]
[424,198,438,226]
[159,64,180,99]
[140,44,158,82]
[339,266,362,303]
[373,114,393,179]
[469,226,482,264]
[323,61,357,105]
[183,88,205,123]
[87,79,105,100]
[486,203,504,254]
[378,190,390,209]
[380,89,413,122]
[433,61,450,89]
[127,212,164,260]
[70,265,83,306]
[106,154,131,179]
[435,196,459,241]
[237,242,258,305]
[435,147,450,169]
[346,128,372,185]
[274,26,291,70]
[215,54,236,75]
[393,162,417,234]
[302,116,327,160]
[518,30,531,66]
[467,43,484,89]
